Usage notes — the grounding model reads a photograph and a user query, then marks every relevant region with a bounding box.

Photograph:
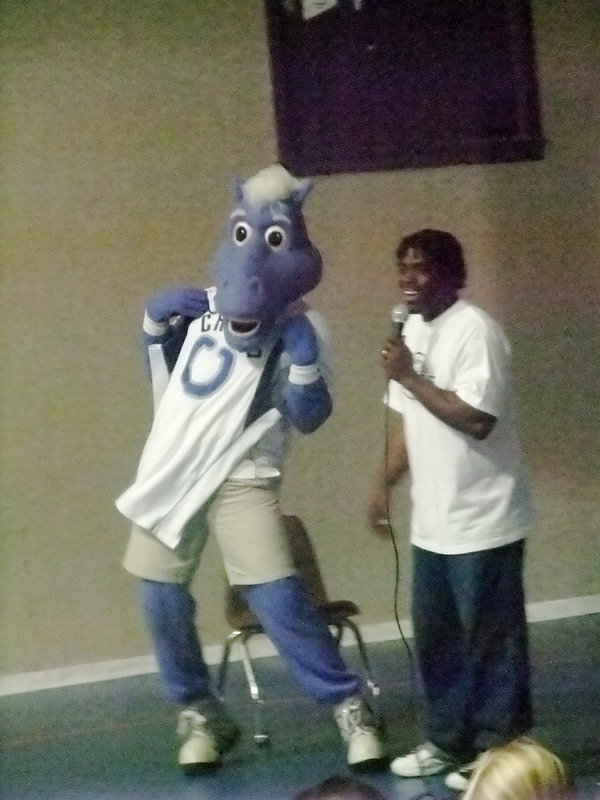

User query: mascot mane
[241,164,312,209]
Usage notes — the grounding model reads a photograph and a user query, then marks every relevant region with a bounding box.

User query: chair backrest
[225,514,329,629]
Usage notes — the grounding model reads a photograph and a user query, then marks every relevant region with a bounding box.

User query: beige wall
[1,0,598,676]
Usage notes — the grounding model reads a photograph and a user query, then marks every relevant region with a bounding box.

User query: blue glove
[280,314,318,366]
[146,287,208,323]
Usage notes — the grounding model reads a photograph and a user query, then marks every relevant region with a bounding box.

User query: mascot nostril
[114,165,371,778]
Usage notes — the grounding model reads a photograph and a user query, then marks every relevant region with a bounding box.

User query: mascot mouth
[228,318,261,337]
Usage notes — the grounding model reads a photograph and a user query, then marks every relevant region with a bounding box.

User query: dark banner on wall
[264,0,545,175]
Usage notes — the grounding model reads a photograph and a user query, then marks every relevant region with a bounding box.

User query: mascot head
[211,164,323,353]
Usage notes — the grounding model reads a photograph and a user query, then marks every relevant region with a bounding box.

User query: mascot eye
[233,221,252,246]
[264,225,287,250]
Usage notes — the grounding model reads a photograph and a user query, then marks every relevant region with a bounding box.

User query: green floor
[2,615,599,800]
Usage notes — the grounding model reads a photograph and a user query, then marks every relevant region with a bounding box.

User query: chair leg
[237,634,270,745]
[332,623,344,643]
[216,629,241,698]
[342,618,381,699]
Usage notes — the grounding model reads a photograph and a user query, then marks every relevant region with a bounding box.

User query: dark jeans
[412,540,532,758]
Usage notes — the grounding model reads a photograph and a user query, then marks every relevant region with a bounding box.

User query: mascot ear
[232,177,244,202]
[292,178,313,206]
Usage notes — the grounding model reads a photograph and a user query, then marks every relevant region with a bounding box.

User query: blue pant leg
[241,575,361,704]
[413,542,532,756]
[412,546,469,755]
[450,540,532,750]
[140,579,213,705]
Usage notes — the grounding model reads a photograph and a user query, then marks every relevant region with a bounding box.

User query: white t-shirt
[386,299,532,554]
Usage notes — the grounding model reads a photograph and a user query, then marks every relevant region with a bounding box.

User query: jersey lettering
[200,313,224,333]
[181,335,233,397]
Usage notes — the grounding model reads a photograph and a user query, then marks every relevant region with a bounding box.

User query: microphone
[390,303,409,337]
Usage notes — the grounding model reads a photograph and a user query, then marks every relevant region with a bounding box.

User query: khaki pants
[122,478,295,586]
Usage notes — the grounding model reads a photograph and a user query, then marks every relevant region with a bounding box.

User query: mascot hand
[280,314,318,366]
[147,287,208,323]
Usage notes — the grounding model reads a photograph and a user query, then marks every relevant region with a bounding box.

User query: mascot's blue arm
[277,313,333,434]
[142,320,190,375]
[279,378,333,434]
[141,286,209,376]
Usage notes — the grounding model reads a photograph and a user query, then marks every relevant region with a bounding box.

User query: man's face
[397,246,458,321]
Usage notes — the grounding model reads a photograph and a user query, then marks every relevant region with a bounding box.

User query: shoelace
[412,743,453,773]
[336,703,372,738]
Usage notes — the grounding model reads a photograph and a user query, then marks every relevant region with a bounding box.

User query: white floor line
[1,594,598,697]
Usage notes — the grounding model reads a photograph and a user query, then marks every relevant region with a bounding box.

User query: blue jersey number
[181,336,234,397]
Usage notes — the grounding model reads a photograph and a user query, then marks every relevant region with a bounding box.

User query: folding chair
[216,514,380,743]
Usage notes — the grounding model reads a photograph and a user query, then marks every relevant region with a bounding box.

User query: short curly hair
[396,229,466,290]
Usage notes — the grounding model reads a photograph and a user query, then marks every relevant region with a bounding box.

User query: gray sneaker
[177,697,240,774]
[334,695,386,771]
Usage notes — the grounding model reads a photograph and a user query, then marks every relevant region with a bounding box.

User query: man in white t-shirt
[368,229,532,792]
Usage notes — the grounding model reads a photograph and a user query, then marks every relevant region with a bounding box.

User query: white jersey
[116,311,282,548]
[386,299,532,554]
[116,305,332,549]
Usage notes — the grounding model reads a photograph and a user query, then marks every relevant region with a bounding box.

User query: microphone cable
[381,323,447,787]
[382,388,423,753]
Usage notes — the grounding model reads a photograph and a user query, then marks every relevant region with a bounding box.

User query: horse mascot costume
[116,165,384,773]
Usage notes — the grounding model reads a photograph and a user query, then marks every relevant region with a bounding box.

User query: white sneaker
[334,695,386,770]
[444,761,477,791]
[389,741,455,777]
[177,699,240,774]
